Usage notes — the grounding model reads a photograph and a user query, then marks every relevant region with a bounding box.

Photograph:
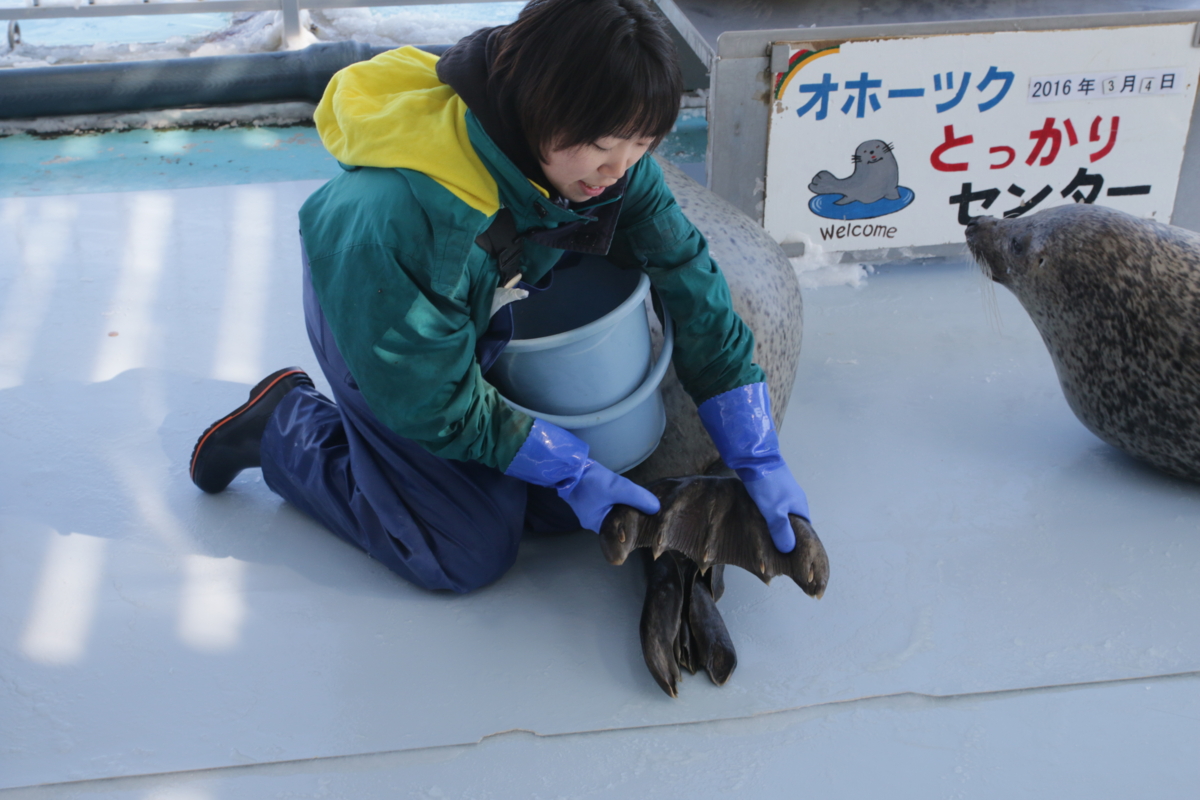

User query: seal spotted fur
[629,159,805,486]
[966,204,1200,481]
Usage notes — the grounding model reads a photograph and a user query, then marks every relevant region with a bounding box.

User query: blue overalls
[259,250,579,594]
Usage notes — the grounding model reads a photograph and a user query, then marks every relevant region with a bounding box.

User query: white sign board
[764,24,1200,253]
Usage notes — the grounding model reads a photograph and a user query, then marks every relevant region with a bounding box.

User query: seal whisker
[979,272,1004,334]
[965,232,1006,334]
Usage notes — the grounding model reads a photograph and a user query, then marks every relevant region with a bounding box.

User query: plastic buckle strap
[496,245,523,287]
[475,207,524,288]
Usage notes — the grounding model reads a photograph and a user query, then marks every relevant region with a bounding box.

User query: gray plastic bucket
[490,255,674,474]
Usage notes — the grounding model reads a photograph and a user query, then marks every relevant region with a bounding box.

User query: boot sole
[189,367,309,487]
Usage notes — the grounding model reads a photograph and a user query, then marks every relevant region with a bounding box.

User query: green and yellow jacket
[299,44,763,473]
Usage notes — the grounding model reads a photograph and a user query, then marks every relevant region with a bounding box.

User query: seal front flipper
[601,475,830,597]
[787,514,830,598]
[639,549,684,697]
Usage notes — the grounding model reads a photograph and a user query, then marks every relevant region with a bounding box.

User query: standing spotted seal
[808,140,901,206]
[966,204,1200,482]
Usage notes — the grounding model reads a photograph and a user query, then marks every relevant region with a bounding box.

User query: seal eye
[1011,236,1025,256]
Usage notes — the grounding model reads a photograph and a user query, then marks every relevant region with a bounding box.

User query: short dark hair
[490,0,683,161]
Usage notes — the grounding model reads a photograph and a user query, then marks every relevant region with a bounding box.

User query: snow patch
[1,4,524,69]
[782,232,873,289]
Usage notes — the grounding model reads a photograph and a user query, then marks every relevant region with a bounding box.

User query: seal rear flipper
[706,563,726,603]
[673,552,702,675]
[639,549,684,698]
[601,476,830,597]
[688,578,737,686]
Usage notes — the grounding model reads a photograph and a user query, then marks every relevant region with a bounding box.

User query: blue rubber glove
[505,419,660,533]
[697,382,810,553]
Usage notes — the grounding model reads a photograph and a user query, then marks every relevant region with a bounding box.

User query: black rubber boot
[190,367,314,494]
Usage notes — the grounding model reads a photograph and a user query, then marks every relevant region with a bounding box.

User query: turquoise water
[0,126,339,197]
[0,115,707,198]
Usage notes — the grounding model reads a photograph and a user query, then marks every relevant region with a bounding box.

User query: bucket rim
[503,268,650,353]
[500,300,674,429]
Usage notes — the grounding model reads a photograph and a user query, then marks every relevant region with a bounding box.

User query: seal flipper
[689,573,737,685]
[601,476,830,597]
[675,578,695,676]
[708,563,725,602]
[673,553,700,676]
[648,550,737,689]
[639,549,684,697]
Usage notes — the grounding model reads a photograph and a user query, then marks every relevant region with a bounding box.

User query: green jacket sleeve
[608,156,765,405]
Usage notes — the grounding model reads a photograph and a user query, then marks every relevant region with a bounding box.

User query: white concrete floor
[1,137,1199,798]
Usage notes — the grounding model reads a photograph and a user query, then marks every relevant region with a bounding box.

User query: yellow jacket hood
[314,46,499,216]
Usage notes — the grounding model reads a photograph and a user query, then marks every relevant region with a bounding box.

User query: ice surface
[2,177,1198,789]
[5,677,1200,797]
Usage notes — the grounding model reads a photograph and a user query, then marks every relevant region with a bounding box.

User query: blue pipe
[0,41,448,120]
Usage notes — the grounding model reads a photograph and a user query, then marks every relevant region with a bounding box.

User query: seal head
[966,204,1200,481]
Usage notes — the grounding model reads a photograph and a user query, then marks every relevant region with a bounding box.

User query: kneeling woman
[190,0,809,592]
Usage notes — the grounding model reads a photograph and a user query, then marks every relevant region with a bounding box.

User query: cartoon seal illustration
[966,204,1200,482]
[607,160,829,696]
[809,139,901,205]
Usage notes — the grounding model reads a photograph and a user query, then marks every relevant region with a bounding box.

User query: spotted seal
[808,140,900,206]
[966,204,1200,482]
